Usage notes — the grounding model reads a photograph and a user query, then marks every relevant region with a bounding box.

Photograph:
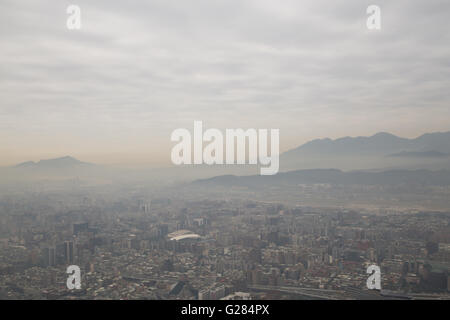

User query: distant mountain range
[284,131,450,156]
[281,131,450,171]
[190,130,450,187]
[0,156,103,185]
[14,156,91,169]
[7,130,450,179]
[193,168,450,188]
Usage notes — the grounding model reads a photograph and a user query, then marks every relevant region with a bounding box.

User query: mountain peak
[14,156,89,169]
[37,156,82,164]
[371,132,398,138]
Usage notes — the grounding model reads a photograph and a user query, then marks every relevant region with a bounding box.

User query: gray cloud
[0,0,449,165]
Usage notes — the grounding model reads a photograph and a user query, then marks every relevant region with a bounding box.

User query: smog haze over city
[1,0,450,302]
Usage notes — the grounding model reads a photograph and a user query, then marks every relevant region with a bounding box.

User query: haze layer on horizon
[1,0,449,166]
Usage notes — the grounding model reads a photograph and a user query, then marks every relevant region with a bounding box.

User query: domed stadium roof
[167,229,201,241]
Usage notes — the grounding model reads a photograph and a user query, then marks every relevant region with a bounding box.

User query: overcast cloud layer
[1,0,449,165]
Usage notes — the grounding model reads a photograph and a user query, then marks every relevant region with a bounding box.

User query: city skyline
[1,0,450,303]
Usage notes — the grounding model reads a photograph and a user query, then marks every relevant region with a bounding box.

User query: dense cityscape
[1,190,449,300]
[1,0,450,306]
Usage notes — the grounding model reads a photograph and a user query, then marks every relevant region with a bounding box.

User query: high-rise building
[64,241,74,264]
[42,247,56,267]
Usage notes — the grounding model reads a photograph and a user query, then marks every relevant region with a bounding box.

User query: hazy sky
[1,0,449,166]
